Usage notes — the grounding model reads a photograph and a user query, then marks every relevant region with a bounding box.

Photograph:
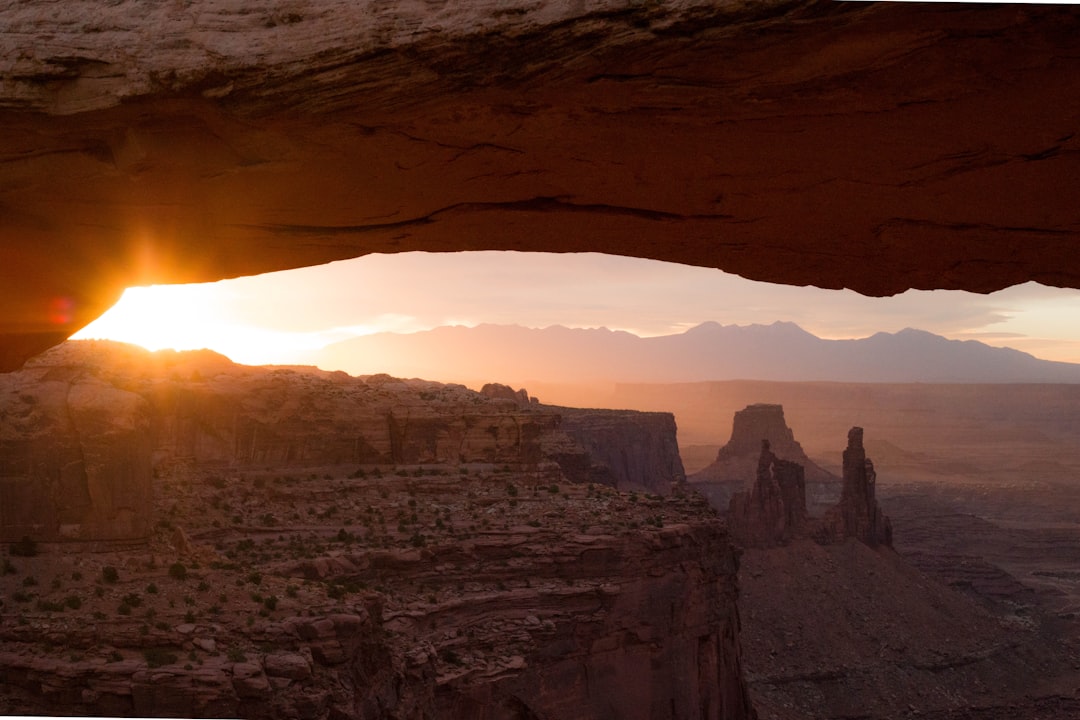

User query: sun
[70,284,326,366]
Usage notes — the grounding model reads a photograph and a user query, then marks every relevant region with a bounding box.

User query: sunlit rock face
[0,354,153,543]
[2,1,1080,370]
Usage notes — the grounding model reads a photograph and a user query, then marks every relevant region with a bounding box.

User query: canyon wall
[0,342,686,541]
[0,363,153,543]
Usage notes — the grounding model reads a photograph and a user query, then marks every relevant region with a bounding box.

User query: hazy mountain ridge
[309,321,1080,386]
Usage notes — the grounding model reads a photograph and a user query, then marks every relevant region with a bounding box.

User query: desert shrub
[263,595,278,611]
[168,563,187,581]
[439,648,463,665]
[101,566,119,584]
[108,650,123,662]
[143,647,178,668]
[2,558,16,575]
[22,575,37,587]
[184,610,196,623]
[64,594,82,609]
[36,595,63,613]
[146,582,158,594]
[117,603,132,616]
[246,571,262,585]
[10,536,38,557]
[12,591,32,603]
[227,647,247,663]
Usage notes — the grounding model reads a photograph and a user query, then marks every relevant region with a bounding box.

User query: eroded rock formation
[2,2,1080,370]
[0,341,685,542]
[820,427,893,547]
[558,408,687,496]
[0,360,153,543]
[727,440,807,548]
[690,403,837,509]
[0,424,756,719]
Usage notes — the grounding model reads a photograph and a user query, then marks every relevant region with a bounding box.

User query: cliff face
[0,457,756,719]
[558,409,687,495]
[690,404,837,509]
[0,363,153,543]
[0,342,685,542]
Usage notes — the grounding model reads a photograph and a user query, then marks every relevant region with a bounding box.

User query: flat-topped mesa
[820,427,893,547]
[689,403,837,509]
[727,440,808,548]
[715,405,804,465]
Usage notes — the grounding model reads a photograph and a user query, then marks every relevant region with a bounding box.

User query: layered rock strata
[727,440,807,549]
[0,463,756,719]
[0,341,685,539]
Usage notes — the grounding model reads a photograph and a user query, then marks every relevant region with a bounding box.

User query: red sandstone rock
[819,427,893,548]
[691,403,837,510]
[727,440,808,548]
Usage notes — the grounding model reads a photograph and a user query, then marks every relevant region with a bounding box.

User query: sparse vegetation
[101,566,119,584]
[143,647,178,668]
[10,535,38,557]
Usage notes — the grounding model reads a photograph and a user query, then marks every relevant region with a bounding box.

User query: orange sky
[72,252,1080,366]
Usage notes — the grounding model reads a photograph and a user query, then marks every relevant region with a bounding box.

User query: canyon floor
[644,381,1080,719]
[0,460,740,717]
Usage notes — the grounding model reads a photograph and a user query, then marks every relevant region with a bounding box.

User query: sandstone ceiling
[1,0,1079,372]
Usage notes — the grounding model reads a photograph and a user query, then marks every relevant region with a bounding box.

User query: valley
[4,344,1080,718]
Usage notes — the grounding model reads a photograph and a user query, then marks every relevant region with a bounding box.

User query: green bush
[168,563,187,581]
[101,566,119,584]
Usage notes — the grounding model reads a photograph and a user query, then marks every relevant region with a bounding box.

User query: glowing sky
[72,251,1080,366]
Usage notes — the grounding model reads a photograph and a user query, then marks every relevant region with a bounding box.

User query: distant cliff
[690,404,837,509]
[0,342,756,720]
[0,342,685,543]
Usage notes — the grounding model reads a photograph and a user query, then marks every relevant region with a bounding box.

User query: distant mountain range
[303,321,1080,386]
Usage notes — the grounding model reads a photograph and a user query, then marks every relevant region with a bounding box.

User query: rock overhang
[2,0,1079,371]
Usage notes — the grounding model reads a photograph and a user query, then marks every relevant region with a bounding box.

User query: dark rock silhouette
[820,427,893,547]
[690,404,837,509]
[727,440,808,548]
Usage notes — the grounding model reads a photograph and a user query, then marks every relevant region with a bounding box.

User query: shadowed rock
[690,404,837,509]
[820,427,893,547]
[727,440,808,548]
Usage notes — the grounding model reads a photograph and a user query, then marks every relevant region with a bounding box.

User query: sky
[71,251,1080,366]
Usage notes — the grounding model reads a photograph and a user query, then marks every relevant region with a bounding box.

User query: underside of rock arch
[2,0,1079,371]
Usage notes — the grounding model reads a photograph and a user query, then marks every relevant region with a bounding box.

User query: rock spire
[727,440,808,548]
[821,427,893,547]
